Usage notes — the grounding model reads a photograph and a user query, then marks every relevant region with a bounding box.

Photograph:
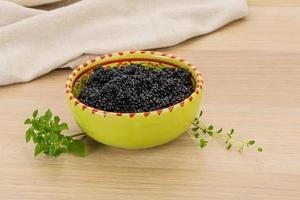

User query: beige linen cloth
[0,0,248,86]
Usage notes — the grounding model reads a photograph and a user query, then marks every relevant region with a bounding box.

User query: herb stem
[193,121,248,145]
[192,120,207,131]
[70,132,86,138]
[189,112,262,152]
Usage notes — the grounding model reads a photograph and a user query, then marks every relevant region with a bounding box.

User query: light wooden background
[1,1,300,199]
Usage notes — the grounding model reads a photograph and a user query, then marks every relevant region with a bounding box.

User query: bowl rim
[65,50,203,118]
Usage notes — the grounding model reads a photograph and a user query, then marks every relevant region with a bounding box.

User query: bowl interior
[71,59,198,100]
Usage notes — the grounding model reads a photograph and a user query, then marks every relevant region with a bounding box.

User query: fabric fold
[1,0,64,7]
[0,0,248,86]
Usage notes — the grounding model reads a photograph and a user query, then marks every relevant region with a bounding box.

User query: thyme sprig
[189,111,263,152]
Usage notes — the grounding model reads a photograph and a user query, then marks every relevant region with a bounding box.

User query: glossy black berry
[78,64,194,113]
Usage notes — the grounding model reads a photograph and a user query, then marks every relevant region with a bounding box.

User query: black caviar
[78,64,194,113]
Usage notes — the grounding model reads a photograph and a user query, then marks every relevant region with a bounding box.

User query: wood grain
[248,0,300,6]
[0,2,300,200]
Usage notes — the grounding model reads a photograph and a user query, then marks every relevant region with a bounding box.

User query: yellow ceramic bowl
[65,51,203,149]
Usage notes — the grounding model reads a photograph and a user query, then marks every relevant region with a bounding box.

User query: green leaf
[25,128,34,142]
[49,144,56,155]
[230,129,234,135]
[41,143,50,154]
[199,110,203,117]
[54,116,60,124]
[199,138,208,148]
[31,119,42,131]
[33,135,43,143]
[207,131,213,136]
[208,125,213,130]
[248,140,255,145]
[68,140,86,157]
[226,133,232,139]
[217,128,223,133]
[33,110,38,118]
[192,127,199,132]
[34,144,43,156]
[51,126,60,134]
[52,134,61,142]
[45,109,52,120]
[58,147,68,155]
[24,119,31,125]
[62,136,72,146]
[226,143,232,150]
[257,147,263,152]
[194,133,199,138]
[59,123,69,131]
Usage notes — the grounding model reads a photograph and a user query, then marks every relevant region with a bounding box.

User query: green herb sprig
[189,111,263,152]
[24,109,86,157]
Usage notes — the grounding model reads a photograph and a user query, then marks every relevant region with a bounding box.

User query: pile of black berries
[78,64,194,113]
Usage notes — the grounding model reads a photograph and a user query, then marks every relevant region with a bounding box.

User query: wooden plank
[249,0,300,6]
[1,4,300,200]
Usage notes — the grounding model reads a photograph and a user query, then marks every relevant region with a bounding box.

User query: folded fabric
[0,0,248,86]
[1,0,63,6]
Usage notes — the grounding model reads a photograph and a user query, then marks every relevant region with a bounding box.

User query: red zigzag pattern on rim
[156,109,163,115]
[129,113,135,118]
[66,50,203,117]
[168,106,174,112]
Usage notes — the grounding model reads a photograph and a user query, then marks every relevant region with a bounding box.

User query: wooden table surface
[1,1,300,199]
